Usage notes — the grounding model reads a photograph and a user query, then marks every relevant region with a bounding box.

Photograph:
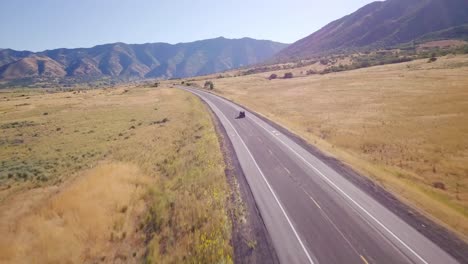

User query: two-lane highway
[182,87,459,264]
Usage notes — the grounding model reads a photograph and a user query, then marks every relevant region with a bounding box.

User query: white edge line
[195,91,315,264]
[187,87,428,264]
[246,115,429,264]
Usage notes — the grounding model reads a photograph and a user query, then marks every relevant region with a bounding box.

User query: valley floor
[0,87,233,263]
[189,54,468,240]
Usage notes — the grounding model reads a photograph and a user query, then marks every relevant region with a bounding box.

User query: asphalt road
[182,87,460,264]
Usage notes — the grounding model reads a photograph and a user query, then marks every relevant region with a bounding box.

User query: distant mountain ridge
[0,37,287,82]
[277,0,468,60]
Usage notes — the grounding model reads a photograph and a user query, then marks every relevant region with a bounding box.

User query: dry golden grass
[191,54,468,238]
[0,87,232,263]
[0,162,149,264]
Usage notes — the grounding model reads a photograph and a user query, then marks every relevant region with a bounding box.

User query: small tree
[306,69,317,75]
[283,72,293,79]
[204,81,214,90]
[358,60,371,68]
[268,73,277,80]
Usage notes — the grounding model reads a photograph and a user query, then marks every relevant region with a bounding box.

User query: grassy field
[189,54,468,239]
[0,87,233,263]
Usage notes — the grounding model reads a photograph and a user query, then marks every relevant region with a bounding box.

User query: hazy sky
[0,0,377,51]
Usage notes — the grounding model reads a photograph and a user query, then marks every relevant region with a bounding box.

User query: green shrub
[204,81,214,90]
[283,72,293,79]
[463,45,468,54]
[320,59,329,65]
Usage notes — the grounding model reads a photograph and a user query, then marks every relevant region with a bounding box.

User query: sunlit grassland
[189,54,468,239]
[0,87,232,263]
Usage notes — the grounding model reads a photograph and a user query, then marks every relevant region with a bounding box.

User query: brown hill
[0,55,66,80]
[0,37,287,82]
[276,0,468,60]
[66,57,101,77]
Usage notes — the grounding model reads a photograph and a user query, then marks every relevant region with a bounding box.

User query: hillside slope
[0,37,287,81]
[277,0,468,59]
[0,55,66,80]
[415,24,468,43]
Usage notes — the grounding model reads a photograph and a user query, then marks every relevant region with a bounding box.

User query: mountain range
[277,0,468,60]
[2,0,468,84]
[0,37,287,82]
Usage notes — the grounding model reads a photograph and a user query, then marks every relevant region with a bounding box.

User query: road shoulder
[200,94,280,264]
[208,88,468,264]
